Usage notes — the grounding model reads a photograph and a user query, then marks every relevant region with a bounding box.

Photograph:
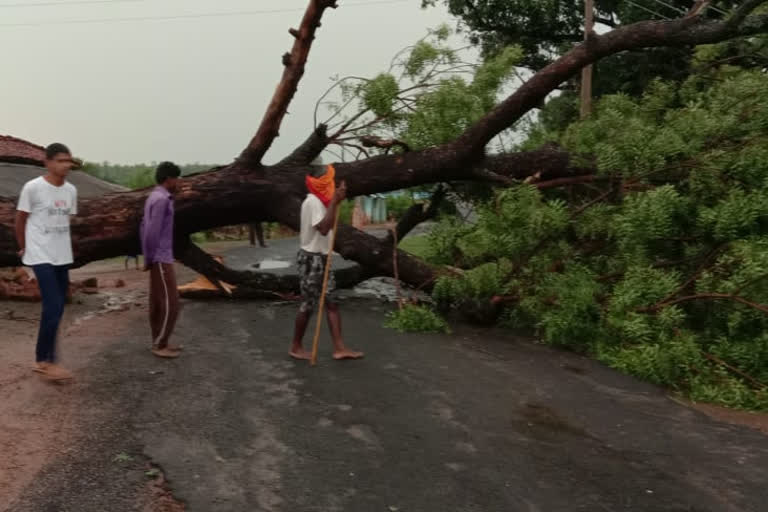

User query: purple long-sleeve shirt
[140,186,175,265]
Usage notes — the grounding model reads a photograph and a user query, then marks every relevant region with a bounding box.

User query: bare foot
[289,349,312,361]
[332,349,364,361]
[166,344,184,352]
[152,348,180,359]
[39,364,74,381]
[32,362,51,374]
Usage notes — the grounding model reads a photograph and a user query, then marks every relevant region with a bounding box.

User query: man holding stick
[289,164,363,361]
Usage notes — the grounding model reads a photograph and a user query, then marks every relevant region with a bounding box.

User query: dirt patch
[0,300,82,510]
[688,402,768,436]
[0,260,157,511]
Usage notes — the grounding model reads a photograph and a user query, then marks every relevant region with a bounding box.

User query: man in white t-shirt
[289,165,363,361]
[15,143,78,381]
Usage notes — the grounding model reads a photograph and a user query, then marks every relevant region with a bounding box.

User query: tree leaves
[422,69,768,409]
[361,73,400,118]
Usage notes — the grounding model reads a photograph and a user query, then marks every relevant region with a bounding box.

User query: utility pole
[580,0,595,119]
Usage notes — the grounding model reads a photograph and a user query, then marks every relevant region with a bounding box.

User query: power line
[0,0,410,27]
[0,0,140,7]
[706,4,730,16]
[625,0,672,20]
[646,0,686,15]
[647,0,730,19]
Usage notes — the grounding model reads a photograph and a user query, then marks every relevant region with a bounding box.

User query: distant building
[0,135,127,197]
[352,194,388,228]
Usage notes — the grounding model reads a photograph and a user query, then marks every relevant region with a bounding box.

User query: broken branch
[238,0,338,167]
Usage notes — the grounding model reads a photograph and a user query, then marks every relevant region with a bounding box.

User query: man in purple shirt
[141,162,182,359]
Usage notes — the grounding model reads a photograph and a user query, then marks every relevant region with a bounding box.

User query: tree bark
[276,124,329,167]
[175,239,365,299]
[384,186,446,245]
[238,0,338,167]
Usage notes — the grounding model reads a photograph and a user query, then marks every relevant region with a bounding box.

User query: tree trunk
[1,2,765,297]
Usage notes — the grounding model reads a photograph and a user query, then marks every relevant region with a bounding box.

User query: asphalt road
[7,299,768,512]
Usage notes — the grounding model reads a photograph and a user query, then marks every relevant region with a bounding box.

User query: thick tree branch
[727,0,766,29]
[482,144,574,178]
[176,237,366,299]
[704,353,767,390]
[473,168,516,186]
[237,0,338,167]
[642,293,768,315]
[177,240,291,299]
[359,135,411,153]
[2,3,767,297]
[535,175,600,189]
[384,186,446,245]
[453,12,768,153]
[276,124,329,167]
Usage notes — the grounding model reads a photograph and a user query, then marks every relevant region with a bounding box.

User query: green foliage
[406,41,443,77]
[402,77,486,149]
[423,185,569,268]
[338,199,354,224]
[125,168,155,190]
[362,73,400,118]
[386,194,416,220]
[598,331,705,388]
[399,234,431,259]
[433,262,509,306]
[424,217,473,266]
[698,188,768,241]
[614,186,688,261]
[82,162,212,190]
[190,232,208,244]
[422,1,752,102]
[425,69,768,410]
[470,46,523,110]
[325,29,520,154]
[113,452,134,463]
[402,47,521,149]
[384,304,451,334]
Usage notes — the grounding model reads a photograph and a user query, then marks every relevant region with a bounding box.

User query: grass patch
[399,235,430,259]
[385,304,451,334]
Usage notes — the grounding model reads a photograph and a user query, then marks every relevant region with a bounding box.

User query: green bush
[338,200,354,224]
[384,305,451,334]
[422,70,768,410]
[190,232,208,244]
[398,235,430,259]
[386,194,416,220]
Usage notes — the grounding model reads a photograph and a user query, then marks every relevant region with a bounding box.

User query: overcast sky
[1,0,454,164]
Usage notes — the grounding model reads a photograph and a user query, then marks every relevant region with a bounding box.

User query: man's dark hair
[45,143,71,160]
[155,161,182,184]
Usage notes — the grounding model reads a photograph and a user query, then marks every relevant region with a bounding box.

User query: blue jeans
[32,264,70,363]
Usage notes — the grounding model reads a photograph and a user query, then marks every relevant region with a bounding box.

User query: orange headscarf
[306,164,336,207]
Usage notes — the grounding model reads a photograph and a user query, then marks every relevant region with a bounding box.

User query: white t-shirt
[300,194,332,254]
[17,176,78,266]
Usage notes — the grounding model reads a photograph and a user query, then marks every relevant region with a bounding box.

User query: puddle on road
[253,259,291,270]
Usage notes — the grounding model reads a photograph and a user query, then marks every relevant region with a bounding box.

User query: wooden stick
[391,227,403,310]
[310,205,342,366]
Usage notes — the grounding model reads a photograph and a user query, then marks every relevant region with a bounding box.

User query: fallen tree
[1,0,766,297]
